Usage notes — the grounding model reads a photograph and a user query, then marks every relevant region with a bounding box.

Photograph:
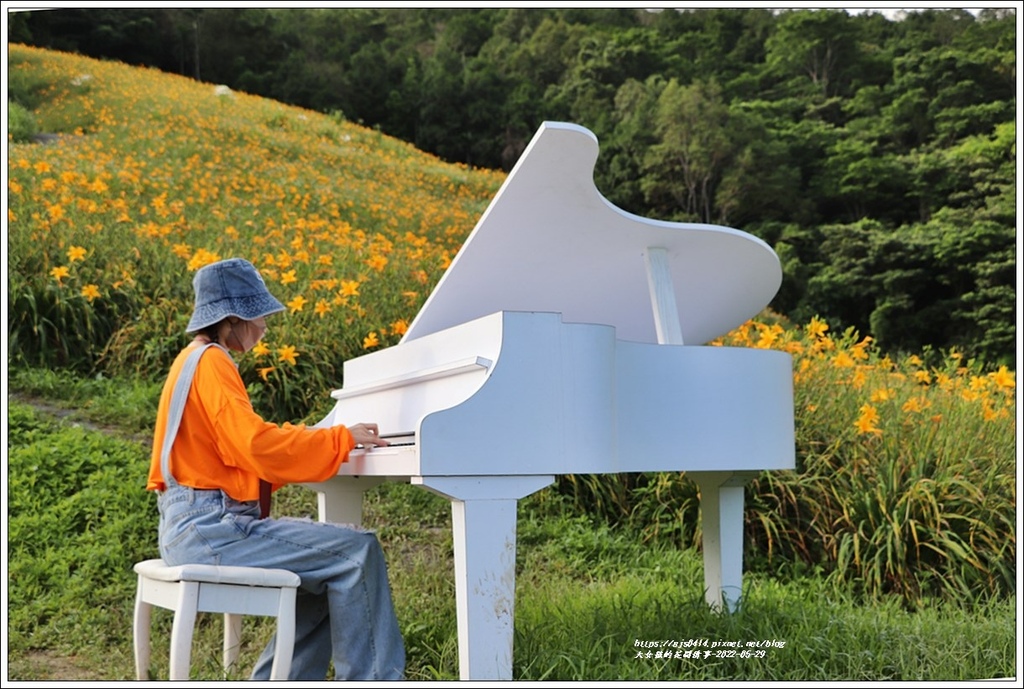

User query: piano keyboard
[378,432,416,447]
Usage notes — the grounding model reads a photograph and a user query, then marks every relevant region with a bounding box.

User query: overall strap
[159,342,272,517]
[159,343,218,489]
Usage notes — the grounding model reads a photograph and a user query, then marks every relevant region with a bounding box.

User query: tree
[480,13,586,168]
[600,75,665,214]
[714,104,802,229]
[641,78,735,223]
[765,9,861,100]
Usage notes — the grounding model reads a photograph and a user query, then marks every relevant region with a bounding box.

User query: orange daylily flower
[277,345,299,365]
[50,266,70,283]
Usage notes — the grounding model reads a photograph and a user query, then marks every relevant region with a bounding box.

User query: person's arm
[200,348,354,485]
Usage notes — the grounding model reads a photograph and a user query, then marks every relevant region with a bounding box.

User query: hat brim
[186,294,286,332]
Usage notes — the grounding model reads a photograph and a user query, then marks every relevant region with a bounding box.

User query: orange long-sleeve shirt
[147,342,354,501]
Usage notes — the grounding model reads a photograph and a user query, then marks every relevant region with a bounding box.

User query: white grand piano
[305,121,794,680]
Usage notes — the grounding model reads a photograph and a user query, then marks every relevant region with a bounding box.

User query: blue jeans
[157,486,405,680]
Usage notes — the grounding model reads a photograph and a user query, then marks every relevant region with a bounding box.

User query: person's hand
[349,423,390,449]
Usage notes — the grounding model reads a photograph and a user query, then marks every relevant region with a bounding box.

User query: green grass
[5,382,1018,681]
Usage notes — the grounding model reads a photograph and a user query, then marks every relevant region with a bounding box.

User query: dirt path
[10,651,105,681]
[10,391,152,447]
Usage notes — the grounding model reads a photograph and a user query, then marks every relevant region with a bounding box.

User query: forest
[8,7,1017,365]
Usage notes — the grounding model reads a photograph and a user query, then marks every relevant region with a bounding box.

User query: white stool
[133,558,300,680]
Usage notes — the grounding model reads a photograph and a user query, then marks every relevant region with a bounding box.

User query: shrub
[8,100,39,142]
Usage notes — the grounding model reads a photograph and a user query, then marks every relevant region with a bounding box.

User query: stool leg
[169,581,200,680]
[223,613,242,676]
[269,587,297,680]
[133,575,152,680]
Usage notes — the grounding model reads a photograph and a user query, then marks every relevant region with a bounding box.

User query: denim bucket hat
[186,258,285,332]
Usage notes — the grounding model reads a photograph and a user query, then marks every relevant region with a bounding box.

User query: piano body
[304,121,795,680]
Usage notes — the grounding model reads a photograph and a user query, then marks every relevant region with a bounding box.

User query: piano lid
[403,121,782,346]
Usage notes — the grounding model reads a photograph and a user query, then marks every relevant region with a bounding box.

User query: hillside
[7,44,506,420]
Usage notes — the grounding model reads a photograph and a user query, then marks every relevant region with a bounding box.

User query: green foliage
[641,78,735,222]
[98,298,193,382]
[7,402,157,654]
[801,202,1016,364]
[8,100,39,142]
[7,274,105,374]
[6,50,54,111]
[764,10,863,99]
[753,342,1014,604]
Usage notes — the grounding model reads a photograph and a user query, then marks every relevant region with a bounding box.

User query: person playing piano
[145,257,405,680]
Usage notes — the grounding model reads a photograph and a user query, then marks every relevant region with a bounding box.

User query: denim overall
[156,344,405,679]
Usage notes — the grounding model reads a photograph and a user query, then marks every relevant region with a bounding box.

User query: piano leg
[306,476,388,526]
[414,475,554,681]
[689,471,757,612]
